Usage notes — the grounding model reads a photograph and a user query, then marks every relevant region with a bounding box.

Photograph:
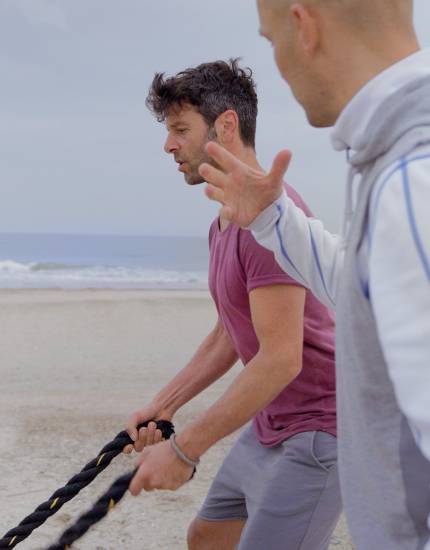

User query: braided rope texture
[45,469,137,550]
[0,420,174,549]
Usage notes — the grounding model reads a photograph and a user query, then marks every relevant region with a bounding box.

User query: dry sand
[0,290,354,549]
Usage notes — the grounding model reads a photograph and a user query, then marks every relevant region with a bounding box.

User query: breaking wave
[0,260,208,289]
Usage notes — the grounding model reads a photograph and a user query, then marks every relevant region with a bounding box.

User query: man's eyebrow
[167,121,187,129]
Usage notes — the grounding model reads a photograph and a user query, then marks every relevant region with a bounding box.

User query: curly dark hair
[146,58,258,148]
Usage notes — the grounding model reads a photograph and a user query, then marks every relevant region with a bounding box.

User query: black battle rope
[45,468,137,550]
[0,420,174,549]
[47,444,195,550]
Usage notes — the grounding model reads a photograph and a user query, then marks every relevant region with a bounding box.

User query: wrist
[247,190,287,232]
[175,423,210,461]
[151,397,176,421]
[170,434,200,469]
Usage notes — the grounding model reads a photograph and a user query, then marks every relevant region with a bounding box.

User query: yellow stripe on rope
[8,535,17,546]
[96,453,106,467]
[108,498,115,511]
[50,497,60,510]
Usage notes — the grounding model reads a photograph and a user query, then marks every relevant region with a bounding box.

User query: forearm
[153,321,238,417]
[176,346,301,458]
[248,191,343,309]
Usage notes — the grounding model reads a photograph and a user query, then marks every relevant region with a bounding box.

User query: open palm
[200,142,292,227]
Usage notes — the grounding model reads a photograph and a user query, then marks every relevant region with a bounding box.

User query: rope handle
[45,422,183,550]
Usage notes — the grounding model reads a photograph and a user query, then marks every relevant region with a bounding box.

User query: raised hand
[200,142,292,227]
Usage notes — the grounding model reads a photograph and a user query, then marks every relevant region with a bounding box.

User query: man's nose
[164,134,179,154]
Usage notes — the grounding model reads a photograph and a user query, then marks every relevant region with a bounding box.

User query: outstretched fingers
[204,141,244,174]
[205,183,225,203]
[199,161,230,191]
[269,149,292,184]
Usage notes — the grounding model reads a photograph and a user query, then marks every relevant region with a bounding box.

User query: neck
[333,36,420,120]
[229,143,262,171]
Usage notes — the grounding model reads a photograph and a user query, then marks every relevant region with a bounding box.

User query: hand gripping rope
[0,420,175,549]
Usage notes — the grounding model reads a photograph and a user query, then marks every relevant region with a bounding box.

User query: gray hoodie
[249,55,430,548]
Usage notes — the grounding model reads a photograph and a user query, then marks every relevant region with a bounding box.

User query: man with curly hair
[200,2,430,550]
[125,59,342,550]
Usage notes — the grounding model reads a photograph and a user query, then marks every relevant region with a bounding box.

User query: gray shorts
[198,425,342,550]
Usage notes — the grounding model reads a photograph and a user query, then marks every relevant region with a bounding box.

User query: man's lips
[176,160,188,171]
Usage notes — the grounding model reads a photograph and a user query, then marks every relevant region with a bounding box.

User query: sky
[1,0,430,237]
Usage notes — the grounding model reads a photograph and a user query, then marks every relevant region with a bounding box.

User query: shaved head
[258,0,418,126]
[264,0,414,35]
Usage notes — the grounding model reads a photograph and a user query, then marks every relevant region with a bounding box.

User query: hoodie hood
[348,75,430,169]
[332,49,430,170]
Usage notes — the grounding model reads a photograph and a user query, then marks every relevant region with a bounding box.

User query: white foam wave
[0,260,208,289]
[0,260,33,273]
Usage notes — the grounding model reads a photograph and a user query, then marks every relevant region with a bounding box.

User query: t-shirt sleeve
[238,227,305,294]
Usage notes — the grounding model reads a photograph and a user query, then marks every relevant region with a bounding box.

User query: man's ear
[214,110,239,145]
[290,3,320,58]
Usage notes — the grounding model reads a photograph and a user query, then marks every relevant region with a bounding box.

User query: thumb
[220,205,234,222]
[269,149,292,186]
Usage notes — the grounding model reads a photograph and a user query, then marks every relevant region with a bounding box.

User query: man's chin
[184,174,205,186]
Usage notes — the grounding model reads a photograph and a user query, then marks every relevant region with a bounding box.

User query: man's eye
[177,128,187,134]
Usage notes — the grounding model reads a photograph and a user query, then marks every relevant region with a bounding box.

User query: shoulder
[368,144,430,283]
[370,144,430,227]
[209,218,219,242]
[283,182,313,217]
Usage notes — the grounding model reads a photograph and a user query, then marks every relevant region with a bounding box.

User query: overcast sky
[1,0,430,237]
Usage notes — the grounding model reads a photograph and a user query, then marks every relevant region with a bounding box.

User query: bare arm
[175,283,305,459]
[129,283,307,494]
[126,317,238,447]
[129,283,306,493]
[152,317,238,417]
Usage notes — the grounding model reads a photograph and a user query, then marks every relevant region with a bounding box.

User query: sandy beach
[0,290,353,549]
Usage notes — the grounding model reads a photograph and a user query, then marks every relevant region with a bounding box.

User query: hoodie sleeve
[369,150,430,467]
[248,190,344,309]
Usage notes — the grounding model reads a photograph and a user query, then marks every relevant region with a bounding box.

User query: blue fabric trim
[403,152,430,164]
[358,266,371,301]
[368,161,402,248]
[308,228,336,307]
[369,153,430,249]
[366,153,430,294]
[275,204,306,282]
[410,422,423,448]
[400,158,430,282]
[362,280,370,300]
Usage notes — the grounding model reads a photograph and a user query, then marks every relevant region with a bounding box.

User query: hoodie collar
[331,48,430,156]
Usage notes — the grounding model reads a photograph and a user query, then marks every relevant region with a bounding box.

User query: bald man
[200,1,430,549]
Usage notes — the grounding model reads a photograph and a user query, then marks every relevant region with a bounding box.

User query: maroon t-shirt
[208,184,336,447]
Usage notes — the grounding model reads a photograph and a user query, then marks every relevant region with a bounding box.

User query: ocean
[0,233,209,289]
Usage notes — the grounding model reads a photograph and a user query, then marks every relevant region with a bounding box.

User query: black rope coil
[0,420,174,549]
[45,469,137,550]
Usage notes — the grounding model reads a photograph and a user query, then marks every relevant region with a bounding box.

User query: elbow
[284,353,302,381]
[262,344,303,383]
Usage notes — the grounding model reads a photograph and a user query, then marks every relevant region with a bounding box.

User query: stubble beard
[184,127,218,186]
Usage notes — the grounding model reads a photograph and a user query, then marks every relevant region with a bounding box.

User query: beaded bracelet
[170,434,200,468]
